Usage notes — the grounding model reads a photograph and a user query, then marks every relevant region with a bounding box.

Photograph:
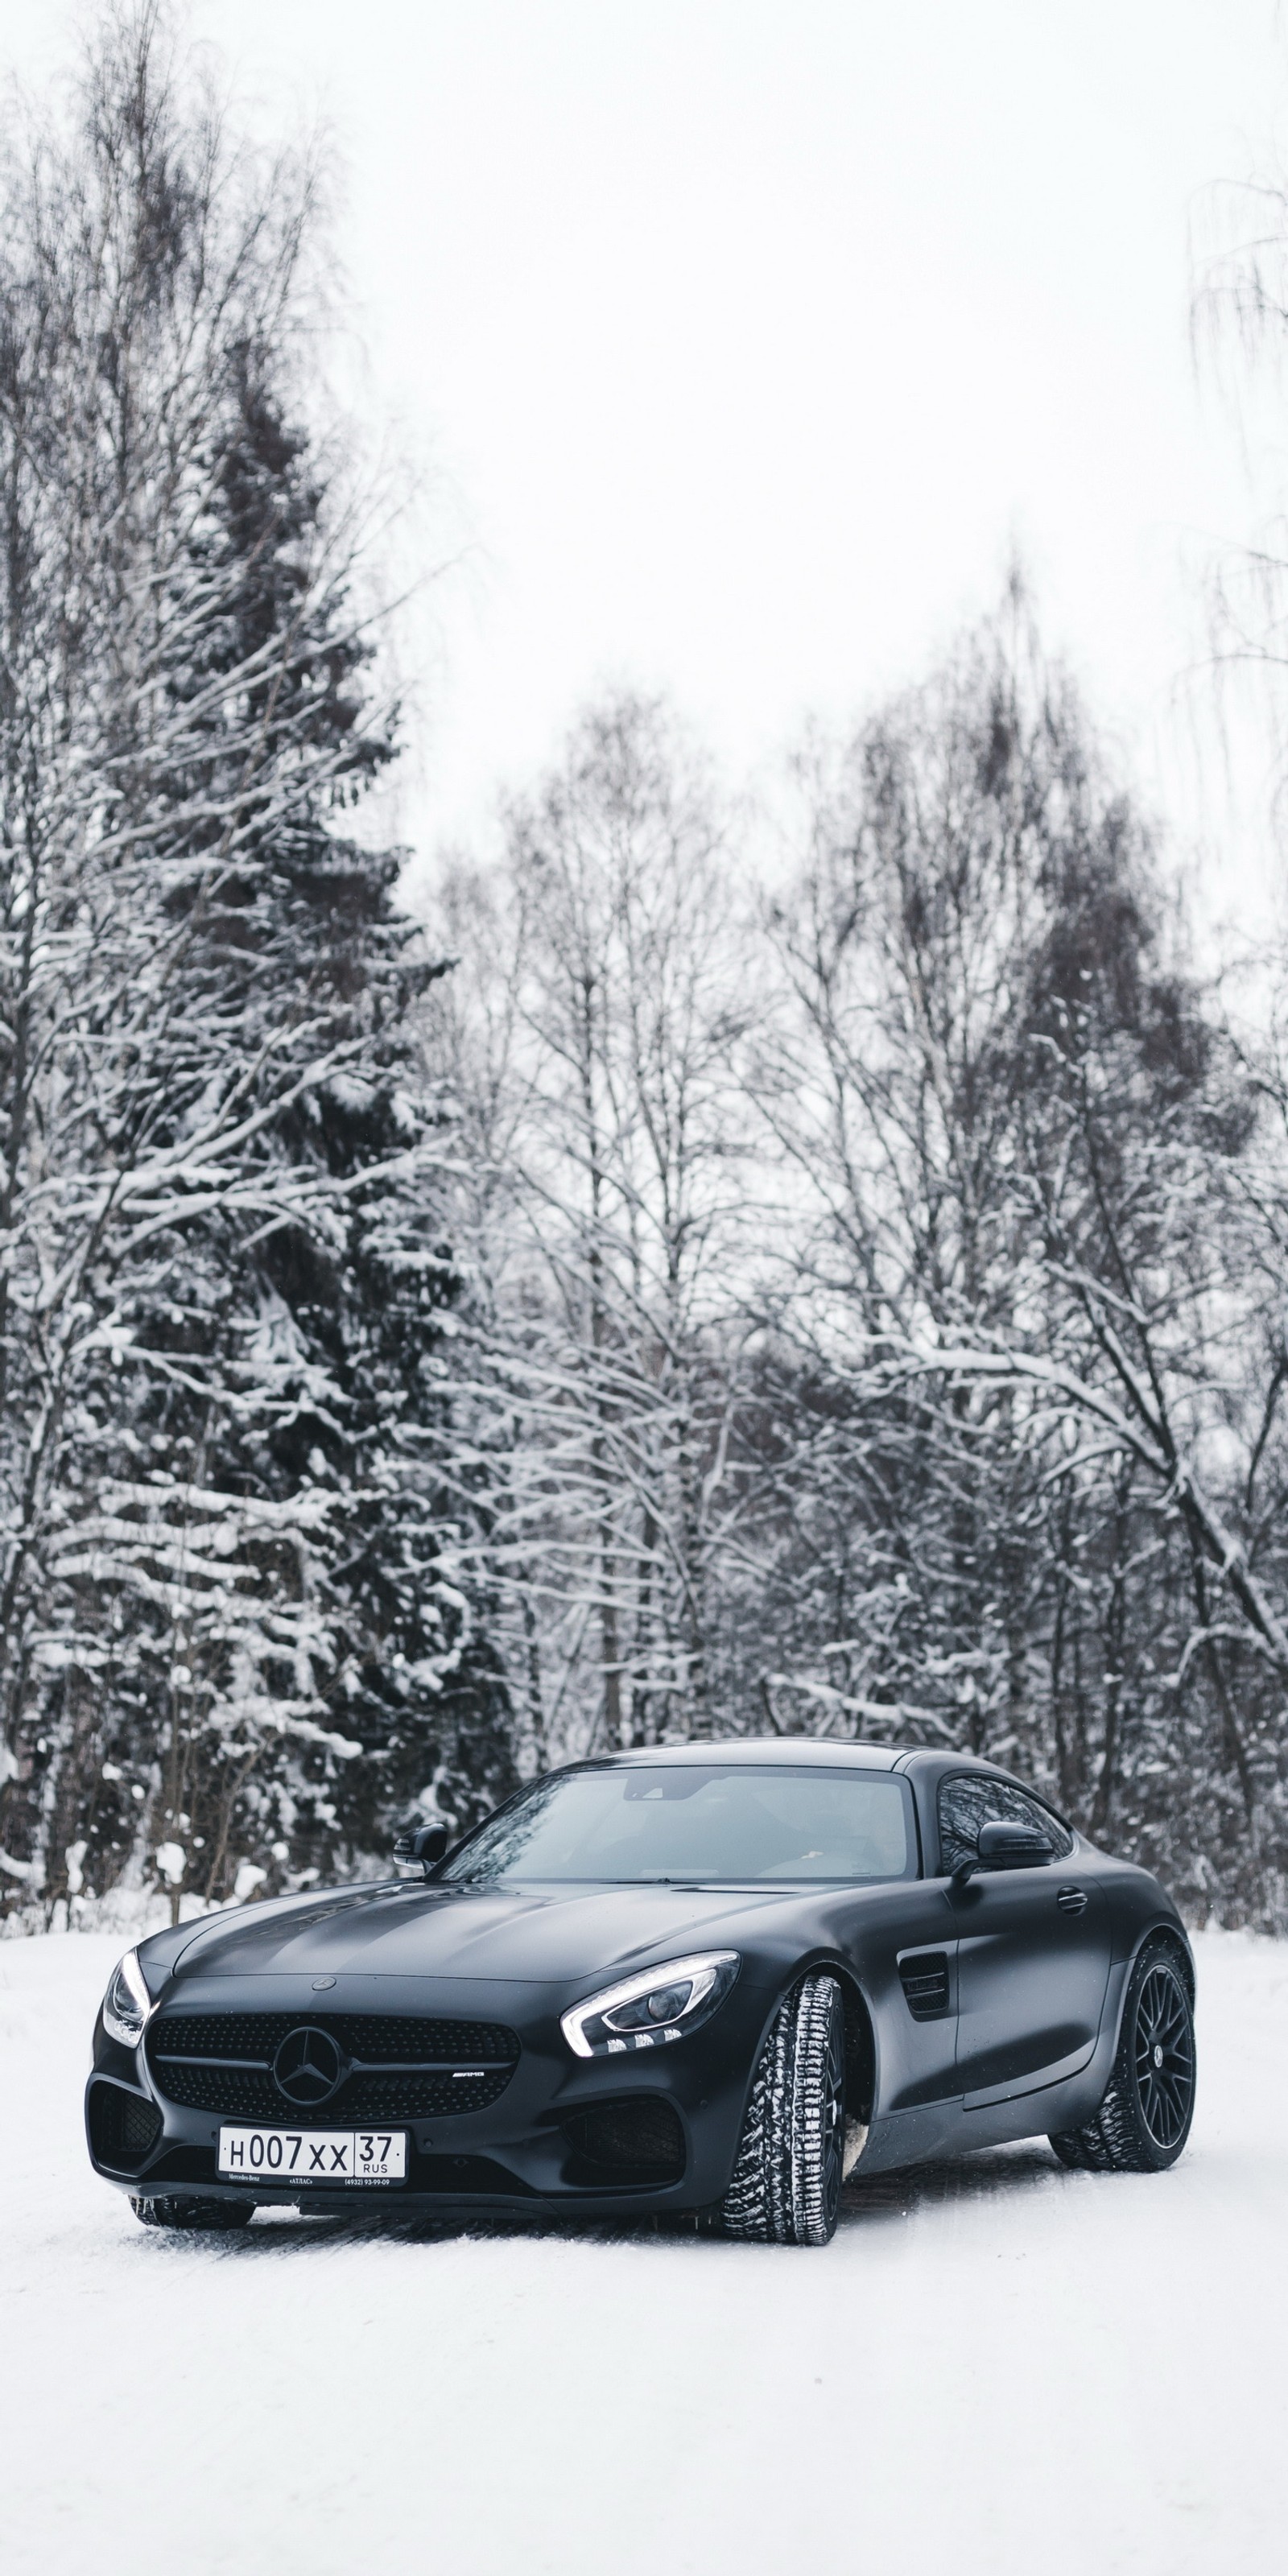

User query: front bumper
[85,1967,777,2218]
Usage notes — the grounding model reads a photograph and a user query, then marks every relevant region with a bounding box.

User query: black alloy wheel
[1133,1959,1195,2153]
[1050,1938,1195,2174]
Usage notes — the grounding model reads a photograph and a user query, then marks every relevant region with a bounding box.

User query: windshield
[441,1765,916,1887]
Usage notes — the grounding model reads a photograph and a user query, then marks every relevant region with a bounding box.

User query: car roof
[588,1738,907,1773]
[580,1741,1039,1790]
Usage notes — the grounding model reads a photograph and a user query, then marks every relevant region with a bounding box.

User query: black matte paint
[85,1742,1192,2219]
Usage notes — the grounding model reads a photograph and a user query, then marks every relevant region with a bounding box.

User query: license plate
[217,2124,407,2185]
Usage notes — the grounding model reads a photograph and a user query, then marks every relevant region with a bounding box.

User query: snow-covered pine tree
[0,6,512,1920]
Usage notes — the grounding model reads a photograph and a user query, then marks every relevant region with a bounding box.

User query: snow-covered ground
[2,1929,1284,2576]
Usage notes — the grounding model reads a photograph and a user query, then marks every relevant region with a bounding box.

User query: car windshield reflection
[441,1765,915,1887]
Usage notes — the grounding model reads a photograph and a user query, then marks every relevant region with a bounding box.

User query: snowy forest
[7,6,1288,1930]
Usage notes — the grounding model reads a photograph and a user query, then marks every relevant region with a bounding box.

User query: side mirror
[393,1823,451,1876]
[956,1818,1055,1882]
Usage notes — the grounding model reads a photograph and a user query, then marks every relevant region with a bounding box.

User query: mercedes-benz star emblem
[274,2025,344,2107]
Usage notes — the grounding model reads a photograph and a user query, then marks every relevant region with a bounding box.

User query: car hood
[161,1879,798,1991]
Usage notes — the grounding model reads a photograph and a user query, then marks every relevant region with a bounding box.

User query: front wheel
[130,2194,254,2231]
[721,1971,846,2245]
[1050,1939,1195,2174]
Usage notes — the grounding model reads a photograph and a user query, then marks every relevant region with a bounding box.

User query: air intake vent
[88,2080,163,2170]
[562,2098,686,2186]
[898,1952,951,2021]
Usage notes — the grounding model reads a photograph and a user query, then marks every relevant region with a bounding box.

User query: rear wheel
[721,1972,846,2245]
[1049,1939,1195,2174]
[130,2194,255,2231]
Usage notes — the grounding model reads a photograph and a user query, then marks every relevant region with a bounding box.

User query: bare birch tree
[428,696,761,1754]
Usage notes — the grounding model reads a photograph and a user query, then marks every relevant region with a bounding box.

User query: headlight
[560,1951,740,2059]
[101,1948,154,2048]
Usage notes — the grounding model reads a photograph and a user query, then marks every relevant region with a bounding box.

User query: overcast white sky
[6,1,1288,932]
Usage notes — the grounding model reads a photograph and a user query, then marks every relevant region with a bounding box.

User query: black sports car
[85,1741,1196,2245]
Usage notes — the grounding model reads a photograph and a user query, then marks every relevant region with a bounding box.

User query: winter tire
[130,2194,255,2230]
[1049,1938,1195,2174]
[721,1971,846,2245]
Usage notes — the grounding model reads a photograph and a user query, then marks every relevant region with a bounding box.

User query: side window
[936,1773,1073,1874]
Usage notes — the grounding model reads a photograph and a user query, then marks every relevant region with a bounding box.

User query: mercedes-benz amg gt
[85,1741,1195,2245]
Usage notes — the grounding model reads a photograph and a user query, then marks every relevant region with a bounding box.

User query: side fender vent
[898,1952,951,2021]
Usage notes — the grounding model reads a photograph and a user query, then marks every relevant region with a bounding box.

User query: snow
[2,1927,1285,2575]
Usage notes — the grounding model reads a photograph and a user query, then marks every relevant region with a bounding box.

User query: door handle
[1055,1885,1088,1916]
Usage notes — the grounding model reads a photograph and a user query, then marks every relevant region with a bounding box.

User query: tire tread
[722,1972,844,2246]
[130,2194,254,2231]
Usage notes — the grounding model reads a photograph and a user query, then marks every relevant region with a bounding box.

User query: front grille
[147,2008,520,2122]
[898,1952,951,2021]
[88,2081,163,2170]
[155,2065,282,2117]
[153,2061,514,2120]
[151,2013,518,2063]
[562,2097,686,2186]
[339,2069,514,2120]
